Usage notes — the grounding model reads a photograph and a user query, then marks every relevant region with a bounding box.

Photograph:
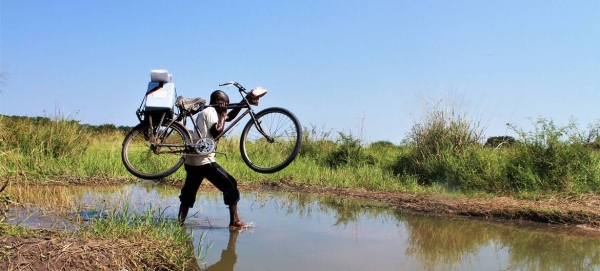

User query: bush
[325,131,372,168]
[484,136,516,148]
[299,125,336,164]
[393,103,484,186]
[505,118,600,193]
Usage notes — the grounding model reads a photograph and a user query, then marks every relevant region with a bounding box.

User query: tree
[484,136,516,148]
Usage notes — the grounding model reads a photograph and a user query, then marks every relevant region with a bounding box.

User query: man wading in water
[177,90,246,228]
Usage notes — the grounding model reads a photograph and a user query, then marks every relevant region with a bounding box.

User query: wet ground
[263,179,600,229]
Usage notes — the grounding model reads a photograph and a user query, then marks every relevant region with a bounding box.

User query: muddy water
[6,183,600,271]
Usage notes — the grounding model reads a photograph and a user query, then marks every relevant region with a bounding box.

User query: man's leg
[178,203,190,226]
[229,204,245,228]
[178,164,204,226]
[203,162,245,228]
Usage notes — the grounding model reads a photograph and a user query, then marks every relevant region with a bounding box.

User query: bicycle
[121,81,303,180]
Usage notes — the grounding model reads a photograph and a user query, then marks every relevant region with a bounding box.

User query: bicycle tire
[240,107,302,173]
[121,121,190,179]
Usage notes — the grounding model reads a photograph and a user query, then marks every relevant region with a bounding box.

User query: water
[6,184,600,271]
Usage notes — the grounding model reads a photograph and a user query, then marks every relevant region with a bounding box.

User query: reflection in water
[6,183,600,271]
[403,214,600,271]
[206,229,240,271]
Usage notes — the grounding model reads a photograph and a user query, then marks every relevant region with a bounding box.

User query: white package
[150,69,170,83]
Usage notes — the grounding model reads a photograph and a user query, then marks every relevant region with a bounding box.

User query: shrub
[326,131,369,168]
[505,118,600,193]
[484,136,516,148]
[393,102,484,186]
[299,125,336,164]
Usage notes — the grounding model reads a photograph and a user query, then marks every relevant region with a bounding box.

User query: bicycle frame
[184,85,273,143]
[186,102,251,141]
[141,84,273,155]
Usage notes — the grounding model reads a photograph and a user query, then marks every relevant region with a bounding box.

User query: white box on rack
[145,82,176,111]
[150,69,171,83]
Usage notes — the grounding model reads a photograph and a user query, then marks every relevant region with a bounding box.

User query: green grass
[0,184,207,270]
[2,111,600,197]
[78,206,201,268]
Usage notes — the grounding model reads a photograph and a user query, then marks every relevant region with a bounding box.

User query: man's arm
[225,104,242,122]
[209,97,249,138]
[225,95,254,121]
[209,104,228,138]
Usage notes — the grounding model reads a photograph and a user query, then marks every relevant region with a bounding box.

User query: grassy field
[2,110,600,197]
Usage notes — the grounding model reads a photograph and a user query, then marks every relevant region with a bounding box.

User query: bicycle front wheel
[240,107,302,173]
[121,121,190,179]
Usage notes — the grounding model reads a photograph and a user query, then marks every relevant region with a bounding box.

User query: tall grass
[393,102,486,188]
[390,102,600,196]
[2,110,600,197]
[504,118,600,194]
[0,113,92,178]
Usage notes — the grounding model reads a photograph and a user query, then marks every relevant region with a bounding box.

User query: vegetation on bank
[0,212,202,270]
[2,108,600,197]
[0,183,207,270]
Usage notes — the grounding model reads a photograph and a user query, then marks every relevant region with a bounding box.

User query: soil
[2,178,600,270]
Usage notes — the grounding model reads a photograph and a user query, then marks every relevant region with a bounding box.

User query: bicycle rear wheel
[121,121,190,179]
[240,107,302,173]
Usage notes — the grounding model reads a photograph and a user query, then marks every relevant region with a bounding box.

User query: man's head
[210,90,229,105]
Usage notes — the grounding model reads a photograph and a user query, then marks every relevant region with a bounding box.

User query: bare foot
[229,221,245,228]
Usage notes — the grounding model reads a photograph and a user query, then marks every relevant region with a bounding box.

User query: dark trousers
[179,163,240,207]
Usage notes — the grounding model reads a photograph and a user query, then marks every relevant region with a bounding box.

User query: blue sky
[1,1,599,143]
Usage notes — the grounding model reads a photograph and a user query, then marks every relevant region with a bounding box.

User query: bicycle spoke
[122,122,188,179]
[240,108,302,173]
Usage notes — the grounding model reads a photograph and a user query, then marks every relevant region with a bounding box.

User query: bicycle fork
[248,111,275,143]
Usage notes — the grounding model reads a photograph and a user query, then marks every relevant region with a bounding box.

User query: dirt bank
[252,180,600,230]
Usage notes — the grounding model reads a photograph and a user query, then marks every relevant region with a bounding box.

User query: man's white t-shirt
[185,107,218,166]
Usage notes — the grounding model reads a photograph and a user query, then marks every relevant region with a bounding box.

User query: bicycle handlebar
[219,81,246,92]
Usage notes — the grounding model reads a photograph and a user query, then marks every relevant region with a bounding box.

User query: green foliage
[0,114,131,178]
[81,123,133,135]
[393,104,485,186]
[76,205,198,270]
[391,114,600,195]
[325,131,369,168]
[484,136,516,148]
[299,125,336,163]
[369,140,396,149]
[364,140,406,172]
[1,114,90,158]
[505,118,600,193]
[3,112,600,197]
